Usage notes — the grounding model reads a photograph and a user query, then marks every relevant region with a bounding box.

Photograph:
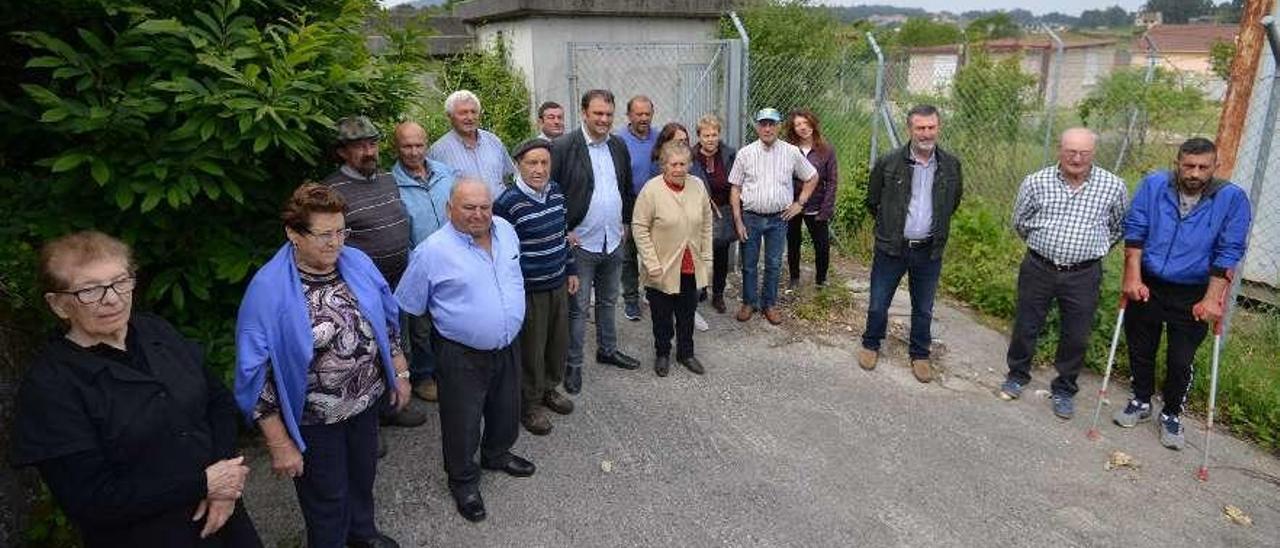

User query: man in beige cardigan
[631,142,714,376]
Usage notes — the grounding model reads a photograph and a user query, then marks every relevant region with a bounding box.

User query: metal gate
[566,41,745,146]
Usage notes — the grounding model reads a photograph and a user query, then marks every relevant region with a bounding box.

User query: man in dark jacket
[549,89,642,394]
[858,104,963,384]
[1113,137,1251,450]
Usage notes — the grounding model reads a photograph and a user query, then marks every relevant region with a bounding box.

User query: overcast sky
[383,0,1147,16]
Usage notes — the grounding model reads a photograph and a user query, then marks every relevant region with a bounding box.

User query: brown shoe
[736,304,754,322]
[543,389,574,415]
[522,406,552,436]
[911,359,932,383]
[857,347,878,370]
[712,294,727,314]
[763,307,783,325]
[413,379,438,402]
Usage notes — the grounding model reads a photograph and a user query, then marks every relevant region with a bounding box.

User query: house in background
[902,35,1122,107]
[1132,24,1238,100]
[454,0,734,129]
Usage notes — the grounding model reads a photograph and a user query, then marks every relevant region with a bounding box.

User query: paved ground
[243,270,1280,547]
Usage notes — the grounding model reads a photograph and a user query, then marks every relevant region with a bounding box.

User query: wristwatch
[395,370,410,380]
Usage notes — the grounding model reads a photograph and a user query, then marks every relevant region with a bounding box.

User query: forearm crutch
[1087,296,1128,441]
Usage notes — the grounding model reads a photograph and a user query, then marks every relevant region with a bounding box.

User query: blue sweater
[493,180,578,292]
[233,244,400,452]
[1124,171,1252,286]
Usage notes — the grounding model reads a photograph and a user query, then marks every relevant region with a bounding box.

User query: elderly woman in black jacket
[689,114,738,313]
[10,231,260,547]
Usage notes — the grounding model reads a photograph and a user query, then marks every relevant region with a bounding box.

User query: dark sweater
[493,181,578,292]
[549,129,636,229]
[322,166,412,288]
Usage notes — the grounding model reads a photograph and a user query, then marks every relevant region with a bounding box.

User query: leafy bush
[1077,67,1205,136]
[950,51,1039,142]
[415,37,532,147]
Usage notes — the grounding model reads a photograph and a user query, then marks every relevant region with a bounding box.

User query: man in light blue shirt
[395,178,532,523]
[427,90,516,200]
[613,95,656,319]
[392,121,460,403]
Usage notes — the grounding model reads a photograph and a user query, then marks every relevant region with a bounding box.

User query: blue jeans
[861,247,943,359]
[740,211,787,309]
[568,245,622,367]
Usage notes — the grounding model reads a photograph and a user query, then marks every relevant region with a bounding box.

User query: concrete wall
[906,46,1121,107]
[474,16,719,131]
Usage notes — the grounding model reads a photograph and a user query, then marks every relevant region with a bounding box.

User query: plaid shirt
[1012,165,1128,265]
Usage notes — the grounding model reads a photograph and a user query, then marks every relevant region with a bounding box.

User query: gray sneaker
[1113,399,1152,428]
[1051,393,1075,420]
[997,379,1025,400]
[1159,413,1186,450]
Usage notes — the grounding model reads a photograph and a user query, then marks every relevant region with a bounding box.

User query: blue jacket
[233,243,400,451]
[1124,171,1252,285]
[394,158,460,248]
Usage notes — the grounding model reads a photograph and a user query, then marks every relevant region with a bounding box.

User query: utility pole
[1215,0,1274,177]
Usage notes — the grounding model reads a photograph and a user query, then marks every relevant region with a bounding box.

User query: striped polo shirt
[728,138,818,214]
[323,166,412,288]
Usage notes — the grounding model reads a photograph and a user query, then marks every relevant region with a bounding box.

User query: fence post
[1041,25,1065,167]
[726,39,744,149]
[867,32,885,167]
[1114,36,1158,173]
[730,11,751,148]
[1222,14,1280,344]
[565,43,578,131]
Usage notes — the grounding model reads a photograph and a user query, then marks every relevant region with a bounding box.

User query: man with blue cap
[728,107,819,325]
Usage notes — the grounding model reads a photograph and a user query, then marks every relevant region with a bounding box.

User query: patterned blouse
[254,269,400,425]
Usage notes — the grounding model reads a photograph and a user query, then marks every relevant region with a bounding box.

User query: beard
[1176,171,1209,193]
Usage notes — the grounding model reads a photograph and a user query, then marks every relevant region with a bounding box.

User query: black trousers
[1005,253,1102,396]
[787,214,831,285]
[1125,277,1209,417]
[294,403,379,548]
[647,273,698,360]
[433,334,521,498]
[712,237,732,297]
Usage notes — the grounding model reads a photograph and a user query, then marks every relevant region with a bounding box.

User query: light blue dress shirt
[395,217,526,350]
[904,151,937,239]
[427,129,515,200]
[393,158,460,247]
[575,126,624,254]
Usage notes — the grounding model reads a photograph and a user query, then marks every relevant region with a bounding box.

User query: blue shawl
[233,243,399,451]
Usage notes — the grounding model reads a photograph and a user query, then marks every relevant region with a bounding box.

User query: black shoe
[597,350,640,370]
[482,454,536,477]
[348,532,400,548]
[380,405,427,428]
[678,356,705,375]
[454,492,486,522]
[655,355,670,377]
[377,431,387,459]
[564,366,582,394]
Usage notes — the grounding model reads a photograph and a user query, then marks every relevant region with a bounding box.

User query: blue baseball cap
[754,108,783,123]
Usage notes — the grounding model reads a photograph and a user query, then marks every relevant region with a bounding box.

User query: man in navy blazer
[549,89,642,394]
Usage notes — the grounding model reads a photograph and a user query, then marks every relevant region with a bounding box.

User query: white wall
[475,16,719,130]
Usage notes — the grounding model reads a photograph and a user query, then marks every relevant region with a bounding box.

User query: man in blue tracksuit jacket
[1113,137,1252,450]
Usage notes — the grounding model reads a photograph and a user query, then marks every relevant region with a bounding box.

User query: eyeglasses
[301,227,352,243]
[1062,150,1095,159]
[54,277,136,305]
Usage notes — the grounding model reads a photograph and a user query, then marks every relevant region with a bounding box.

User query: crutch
[1086,296,1128,441]
[1196,271,1232,482]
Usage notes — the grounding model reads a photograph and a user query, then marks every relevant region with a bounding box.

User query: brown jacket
[632,175,713,294]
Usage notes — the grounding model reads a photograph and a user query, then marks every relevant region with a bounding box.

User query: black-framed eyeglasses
[300,227,352,243]
[54,277,136,305]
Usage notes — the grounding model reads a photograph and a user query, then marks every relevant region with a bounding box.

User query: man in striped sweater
[494,139,580,435]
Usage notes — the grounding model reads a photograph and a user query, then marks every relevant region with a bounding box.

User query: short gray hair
[444,90,481,115]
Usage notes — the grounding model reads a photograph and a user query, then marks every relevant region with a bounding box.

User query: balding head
[394,121,428,174]
[1057,127,1097,184]
[448,177,493,239]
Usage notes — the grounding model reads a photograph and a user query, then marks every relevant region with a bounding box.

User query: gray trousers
[521,286,570,407]
[1004,252,1102,396]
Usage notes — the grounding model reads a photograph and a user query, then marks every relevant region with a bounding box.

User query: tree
[966,12,1023,42]
[1079,6,1134,28]
[718,0,843,60]
[1142,0,1215,24]
[951,52,1039,141]
[1210,39,1236,80]
[896,17,964,47]
[1078,67,1205,135]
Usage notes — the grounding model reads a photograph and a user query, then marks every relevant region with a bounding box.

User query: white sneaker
[694,310,709,332]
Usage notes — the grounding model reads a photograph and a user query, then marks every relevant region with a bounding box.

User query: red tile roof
[1135,24,1238,54]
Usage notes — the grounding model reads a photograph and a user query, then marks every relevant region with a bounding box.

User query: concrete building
[1132,24,1238,100]
[454,0,735,131]
[903,36,1122,107]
